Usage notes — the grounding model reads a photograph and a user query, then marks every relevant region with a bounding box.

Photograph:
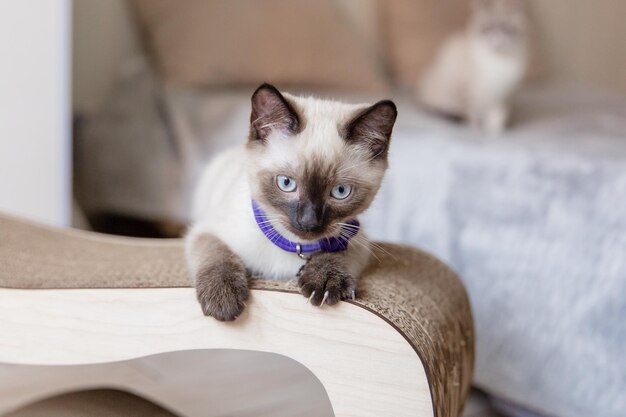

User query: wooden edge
[0,287,435,417]
[0,283,441,417]
[258,287,441,417]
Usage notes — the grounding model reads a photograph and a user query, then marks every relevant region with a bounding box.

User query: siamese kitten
[186,84,397,321]
[418,0,529,134]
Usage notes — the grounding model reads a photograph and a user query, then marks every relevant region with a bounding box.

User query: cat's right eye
[276,175,297,192]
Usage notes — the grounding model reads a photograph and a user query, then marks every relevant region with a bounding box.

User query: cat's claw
[296,264,306,277]
[307,291,316,304]
[297,253,357,306]
[321,290,329,305]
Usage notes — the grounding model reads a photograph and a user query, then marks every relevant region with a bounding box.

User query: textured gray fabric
[76,66,626,417]
[364,88,626,417]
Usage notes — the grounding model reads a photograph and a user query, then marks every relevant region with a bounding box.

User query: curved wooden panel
[0,213,474,417]
[1,349,334,417]
[0,288,428,417]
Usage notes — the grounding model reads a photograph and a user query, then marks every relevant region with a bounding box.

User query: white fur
[186,95,374,280]
[418,0,529,135]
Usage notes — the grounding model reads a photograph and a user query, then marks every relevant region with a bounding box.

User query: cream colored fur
[418,0,529,135]
[186,95,375,281]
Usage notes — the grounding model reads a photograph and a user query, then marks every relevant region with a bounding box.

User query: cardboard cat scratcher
[0,213,474,417]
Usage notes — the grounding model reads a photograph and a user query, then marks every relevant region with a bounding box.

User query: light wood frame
[0,214,474,417]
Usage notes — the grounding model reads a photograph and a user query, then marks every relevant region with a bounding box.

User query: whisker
[336,222,360,230]
[340,231,382,263]
[362,238,396,260]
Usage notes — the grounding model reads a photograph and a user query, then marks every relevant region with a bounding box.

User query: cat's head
[246,83,397,241]
[470,0,528,53]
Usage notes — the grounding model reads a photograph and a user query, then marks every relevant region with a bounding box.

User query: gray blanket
[364,88,626,417]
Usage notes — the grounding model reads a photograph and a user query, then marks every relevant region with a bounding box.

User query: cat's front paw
[195,260,249,321]
[297,254,357,306]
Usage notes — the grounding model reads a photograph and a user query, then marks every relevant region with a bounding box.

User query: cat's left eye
[331,184,352,200]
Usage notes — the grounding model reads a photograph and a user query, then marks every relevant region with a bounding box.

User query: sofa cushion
[378,0,470,87]
[133,0,387,92]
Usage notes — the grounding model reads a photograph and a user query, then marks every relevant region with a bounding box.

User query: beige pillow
[133,0,387,91]
[378,0,470,87]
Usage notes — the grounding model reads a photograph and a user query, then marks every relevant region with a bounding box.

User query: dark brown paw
[297,254,357,306]
[195,260,249,321]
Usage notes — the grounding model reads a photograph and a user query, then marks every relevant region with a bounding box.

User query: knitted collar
[251,200,360,257]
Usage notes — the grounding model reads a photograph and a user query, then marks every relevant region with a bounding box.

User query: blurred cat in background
[418,0,529,135]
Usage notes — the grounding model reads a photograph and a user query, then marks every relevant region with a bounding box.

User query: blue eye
[276,175,297,192]
[331,184,352,199]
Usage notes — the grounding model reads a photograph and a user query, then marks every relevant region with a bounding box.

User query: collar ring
[295,243,311,260]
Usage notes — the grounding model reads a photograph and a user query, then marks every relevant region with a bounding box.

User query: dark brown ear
[249,83,300,142]
[343,100,397,159]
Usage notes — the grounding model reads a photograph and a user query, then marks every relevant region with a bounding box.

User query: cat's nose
[297,204,323,232]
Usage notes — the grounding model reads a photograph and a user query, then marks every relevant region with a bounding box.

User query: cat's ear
[249,83,300,142]
[343,100,397,160]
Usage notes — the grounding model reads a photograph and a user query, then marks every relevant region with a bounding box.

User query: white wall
[0,1,71,226]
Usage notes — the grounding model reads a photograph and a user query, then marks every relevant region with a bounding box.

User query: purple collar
[252,200,360,256]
